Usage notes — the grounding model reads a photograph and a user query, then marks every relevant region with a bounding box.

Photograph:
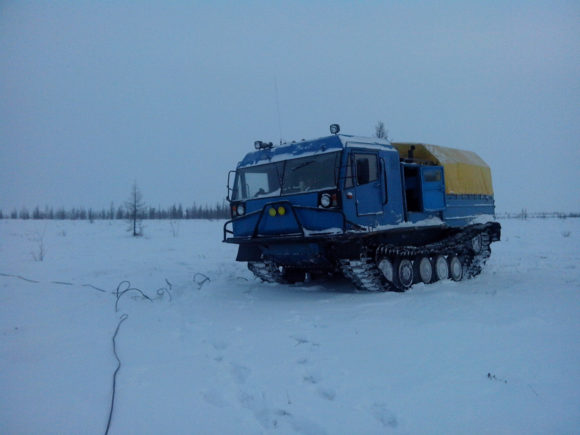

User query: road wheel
[434,255,449,281]
[393,258,414,290]
[414,256,433,284]
[448,255,464,281]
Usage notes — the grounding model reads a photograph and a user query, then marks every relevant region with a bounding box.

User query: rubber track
[344,225,495,291]
[339,257,393,292]
[250,223,498,291]
[248,261,287,284]
[376,225,486,258]
[463,232,491,278]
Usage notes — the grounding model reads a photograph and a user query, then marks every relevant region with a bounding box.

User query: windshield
[232,152,340,201]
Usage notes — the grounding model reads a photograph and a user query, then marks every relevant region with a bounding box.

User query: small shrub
[31,229,46,262]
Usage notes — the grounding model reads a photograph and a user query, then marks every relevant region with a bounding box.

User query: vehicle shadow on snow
[227,273,398,301]
[225,271,501,304]
[215,262,498,303]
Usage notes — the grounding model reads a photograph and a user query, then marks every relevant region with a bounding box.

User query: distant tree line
[0,202,230,221]
[3,206,578,221]
[495,210,580,219]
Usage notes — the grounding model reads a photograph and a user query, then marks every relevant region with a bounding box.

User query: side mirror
[226,170,236,201]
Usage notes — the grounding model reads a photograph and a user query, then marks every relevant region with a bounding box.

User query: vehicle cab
[224,126,406,247]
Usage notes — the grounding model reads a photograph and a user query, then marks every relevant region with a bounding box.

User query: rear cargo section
[393,142,495,226]
[391,142,493,195]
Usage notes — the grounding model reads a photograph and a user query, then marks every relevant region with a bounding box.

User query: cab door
[351,151,383,216]
[420,166,445,211]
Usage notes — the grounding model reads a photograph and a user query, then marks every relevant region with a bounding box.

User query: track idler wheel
[471,234,483,254]
[377,258,394,283]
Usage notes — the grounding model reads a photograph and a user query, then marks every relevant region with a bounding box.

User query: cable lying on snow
[0,272,107,292]
[1,269,213,435]
[193,272,211,289]
[105,313,128,435]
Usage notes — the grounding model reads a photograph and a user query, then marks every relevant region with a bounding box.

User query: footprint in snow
[291,335,320,348]
[231,363,251,384]
[238,391,327,434]
[303,372,321,385]
[292,335,310,346]
[211,339,228,351]
[201,390,227,408]
[317,386,336,401]
[371,402,398,428]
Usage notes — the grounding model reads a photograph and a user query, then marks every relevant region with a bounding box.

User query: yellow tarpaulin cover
[391,143,494,196]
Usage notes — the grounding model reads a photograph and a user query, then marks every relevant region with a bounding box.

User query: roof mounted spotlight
[254,141,273,150]
[330,124,340,135]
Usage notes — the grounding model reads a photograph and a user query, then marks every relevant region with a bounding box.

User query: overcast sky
[1,1,579,213]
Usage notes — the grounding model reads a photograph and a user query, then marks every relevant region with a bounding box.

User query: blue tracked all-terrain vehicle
[223,125,501,291]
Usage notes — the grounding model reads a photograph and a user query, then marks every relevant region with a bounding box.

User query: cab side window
[354,153,378,185]
[423,168,442,183]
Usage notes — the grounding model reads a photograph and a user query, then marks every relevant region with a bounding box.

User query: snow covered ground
[1,218,579,434]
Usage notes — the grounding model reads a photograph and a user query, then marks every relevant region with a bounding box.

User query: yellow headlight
[268,207,277,217]
[277,206,286,216]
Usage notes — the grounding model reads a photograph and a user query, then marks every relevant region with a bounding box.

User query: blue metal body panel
[257,207,301,236]
[232,192,345,237]
[443,194,495,227]
[295,207,344,231]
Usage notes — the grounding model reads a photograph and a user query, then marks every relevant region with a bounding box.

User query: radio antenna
[274,75,283,145]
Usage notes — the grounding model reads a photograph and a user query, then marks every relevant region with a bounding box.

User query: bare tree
[375,121,389,140]
[125,182,145,236]
[31,227,47,261]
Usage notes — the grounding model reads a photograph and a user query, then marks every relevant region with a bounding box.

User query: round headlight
[277,206,286,216]
[320,193,332,208]
[237,204,245,216]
